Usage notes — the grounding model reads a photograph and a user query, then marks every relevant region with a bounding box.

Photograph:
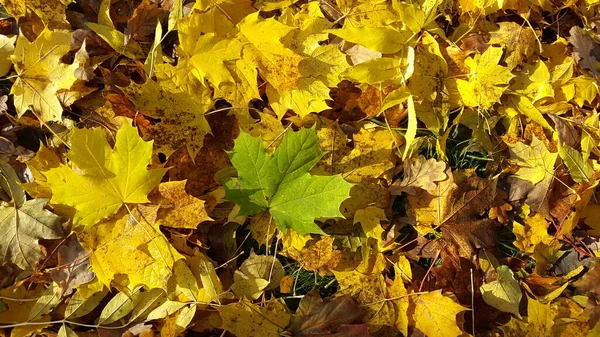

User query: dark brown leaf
[125,0,167,43]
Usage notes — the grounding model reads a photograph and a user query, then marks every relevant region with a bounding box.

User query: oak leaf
[389,155,447,195]
[46,124,168,227]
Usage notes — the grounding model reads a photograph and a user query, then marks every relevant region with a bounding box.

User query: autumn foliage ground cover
[1,0,600,336]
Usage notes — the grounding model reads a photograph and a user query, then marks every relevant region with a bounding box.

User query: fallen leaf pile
[1,0,600,336]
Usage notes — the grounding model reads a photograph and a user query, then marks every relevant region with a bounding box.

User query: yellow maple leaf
[332,251,405,331]
[336,0,399,27]
[311,119,399,225]
[510,61,554,103]
[0,35,15,77]
[501,296,555,336]
[456,46,515,109]
[506,135,557,185]
[513,205,553,253]
[489,21,538,69]
[238,13,348,118]
[218,299,290,337]
[10,28,77,122]
[0,282,47,336]
[45,124,168,226]
[408,32,448,101]
[354,206,393,251]
[22,145,61,199]
[411,290,470,337]
[325,26,410,54]
[77,206,183,290]
[292,236,341,275]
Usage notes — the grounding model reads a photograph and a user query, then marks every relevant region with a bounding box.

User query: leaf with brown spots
[118,79,213,160]
[218,299,291,337]
[151,180,212,229]
[296,236,342,275]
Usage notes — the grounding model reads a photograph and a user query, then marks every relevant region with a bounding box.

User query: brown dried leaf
[289,291,370,337]
[298,236,341,275]
[151,180,213,229]
[50,236,95,297]
[569,26,600,79]
[125,0,167,43]
[409,170,501,258]
[389,155,447,195]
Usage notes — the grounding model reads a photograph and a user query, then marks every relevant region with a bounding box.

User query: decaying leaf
[288,290,371,336]
[152,180,212,229]
[118,79,213,159]
[409,169,502,258]
[569,26,600,79]
[389,155,447,195]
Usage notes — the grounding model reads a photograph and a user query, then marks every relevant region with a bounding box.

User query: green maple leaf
[224,128,352,235]
[46,124,168,227]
